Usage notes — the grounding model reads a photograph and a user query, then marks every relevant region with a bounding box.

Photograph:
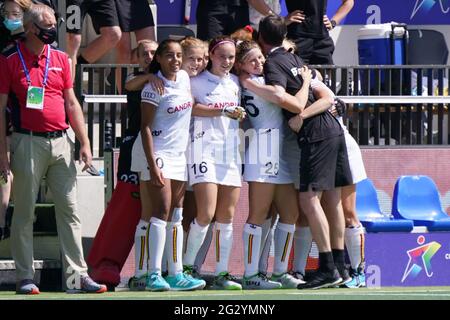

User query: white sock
[345,224,365,270]
[147,217,167,275]
[258,221,274,274]
[273,222,295,275]
[183,218,209,266]
[194,223,214,272]
[162,239,168,274]
[165,208,184,275]
[293,226,313,275]
[259,218,272,257]
[214,222,233,275]
[134,219,149,277]
[243,223,262,277]
[165,222,183,275]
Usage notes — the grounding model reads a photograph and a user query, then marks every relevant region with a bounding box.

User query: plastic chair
[356,178,414,232]
[392,175,450,231]
[157,25,195,42]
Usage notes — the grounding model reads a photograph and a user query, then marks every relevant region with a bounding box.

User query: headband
[210,40,235,53]
[240,47,261,63]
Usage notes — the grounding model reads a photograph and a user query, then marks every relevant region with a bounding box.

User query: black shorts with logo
[294,36,335,65]
[299,134,352,192]
[66,0,120,34]
[114,0,155,33]
[196,5,250,41]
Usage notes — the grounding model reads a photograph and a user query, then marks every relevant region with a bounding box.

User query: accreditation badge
[26,86,45,110]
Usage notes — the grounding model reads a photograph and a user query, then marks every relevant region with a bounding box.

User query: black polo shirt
[285,0,328,39]
[124,71,144,137]
[264,47,342,144]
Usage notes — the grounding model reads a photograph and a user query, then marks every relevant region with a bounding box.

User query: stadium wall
[117,147,450,287]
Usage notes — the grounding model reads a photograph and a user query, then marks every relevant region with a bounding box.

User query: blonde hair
[283,38,297,54]
[136,39,158,56]
[180,37,204,56]
[4,0,32,11]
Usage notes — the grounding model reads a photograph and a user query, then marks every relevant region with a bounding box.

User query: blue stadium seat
[356,178,414,232]
[392,175,450,231]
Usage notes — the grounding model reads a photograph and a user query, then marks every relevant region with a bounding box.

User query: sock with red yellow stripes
[273,222,295,275]
[243,223,262,277]
[345,224,365,270]
[134,219,149,277]
[214,222,233,276]
[165,208,184,276]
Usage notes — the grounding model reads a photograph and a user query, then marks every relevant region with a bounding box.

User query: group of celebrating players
[120,15,367,292]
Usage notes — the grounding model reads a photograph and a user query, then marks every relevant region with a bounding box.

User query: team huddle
[123,15,367,292]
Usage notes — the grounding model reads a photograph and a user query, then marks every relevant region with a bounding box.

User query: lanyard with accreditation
[16,44,51,110]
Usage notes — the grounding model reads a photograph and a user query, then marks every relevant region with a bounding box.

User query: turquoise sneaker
[344,268,366,288]
[165,272,206,291]
[145,272,170,292]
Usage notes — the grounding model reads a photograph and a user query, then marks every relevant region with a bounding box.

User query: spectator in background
[248,0,280,29]
[114,0,156,93]
[0,0,32,243]
[196,0,275,41]
[285,0,354,64]
[0,4,106,294]
[115,0,155,65]
[0,0,31,50]
[66,0,122,82]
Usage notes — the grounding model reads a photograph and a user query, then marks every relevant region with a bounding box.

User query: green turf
[1,287,450,300]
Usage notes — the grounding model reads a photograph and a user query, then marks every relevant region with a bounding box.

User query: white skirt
[344,131,367,185]
[131,133,187,182]
[243,132,293,184]
[188,158,242,187]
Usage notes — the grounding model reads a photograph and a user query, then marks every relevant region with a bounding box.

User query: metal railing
[75,64,450,157]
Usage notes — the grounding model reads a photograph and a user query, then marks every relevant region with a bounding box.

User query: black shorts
[299,135,352,192]
[196,6,250,41]
[114,0,154,33]
[117,134,139,185]
[66,0,120,35]
[294,36,335,65]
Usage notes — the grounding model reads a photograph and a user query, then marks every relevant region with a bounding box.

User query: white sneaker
[243,273,282,290]
[128,274,147,291]
[271,272,306,289]
[211,272,242,290]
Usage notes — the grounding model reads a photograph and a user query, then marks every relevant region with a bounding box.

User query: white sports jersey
[242,75,285,131]
[242,75,293,184]
[190,70,241,165]
[141,70,193,155]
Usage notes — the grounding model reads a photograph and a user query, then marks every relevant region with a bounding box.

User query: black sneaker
[337,265,352,286]
[0,226,10,241]
[297,268,342,290]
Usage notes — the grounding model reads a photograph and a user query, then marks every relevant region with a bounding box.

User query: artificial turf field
[0,287,450,300]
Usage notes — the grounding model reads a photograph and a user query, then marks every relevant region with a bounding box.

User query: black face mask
[34,23,57,44]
